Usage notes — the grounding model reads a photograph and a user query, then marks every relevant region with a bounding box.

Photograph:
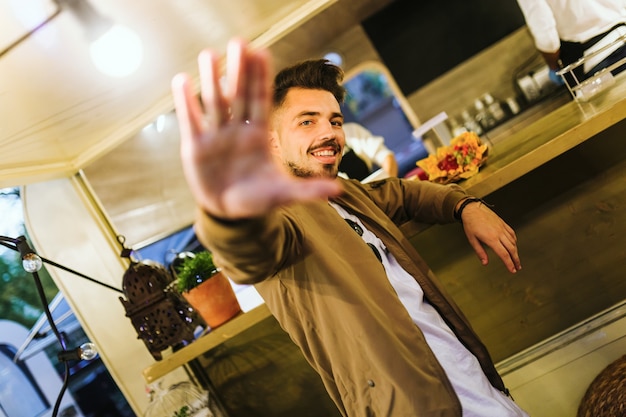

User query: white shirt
[342,122,394,172]
[330,203,529,417]
[516,0,626,52]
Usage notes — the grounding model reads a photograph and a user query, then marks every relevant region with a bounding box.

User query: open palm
[171,39,341,220]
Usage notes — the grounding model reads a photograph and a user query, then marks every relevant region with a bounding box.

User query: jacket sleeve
[193,207,302,285]
[361,177,468,225]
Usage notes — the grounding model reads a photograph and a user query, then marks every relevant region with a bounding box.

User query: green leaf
[175,252,218,293]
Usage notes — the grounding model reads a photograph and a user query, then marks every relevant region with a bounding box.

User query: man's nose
[318,120,336,138]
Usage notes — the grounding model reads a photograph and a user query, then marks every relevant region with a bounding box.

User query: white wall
[22,176,188,416]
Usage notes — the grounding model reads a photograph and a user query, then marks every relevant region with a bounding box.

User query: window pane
[0,349,47,416]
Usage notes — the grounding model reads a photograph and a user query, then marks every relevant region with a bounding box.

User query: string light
[0,234,119,417]
[57,342,99,362]
[22,252,43,273]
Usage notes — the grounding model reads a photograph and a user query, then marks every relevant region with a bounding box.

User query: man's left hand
[460,201,522,274]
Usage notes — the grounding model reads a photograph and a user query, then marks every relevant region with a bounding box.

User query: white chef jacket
[516,0,626,52]
[341,122,394,172]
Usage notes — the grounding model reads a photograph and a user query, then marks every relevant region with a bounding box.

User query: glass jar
[144,381,215,417]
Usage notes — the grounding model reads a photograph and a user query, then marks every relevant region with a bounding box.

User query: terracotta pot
[183,272,242,329]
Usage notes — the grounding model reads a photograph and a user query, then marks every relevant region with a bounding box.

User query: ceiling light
[89,24,143,78]
[154,114,166,133]
[55,0,144,77]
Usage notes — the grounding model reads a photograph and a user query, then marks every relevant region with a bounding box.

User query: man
[171,38,527,416]
[339,122,398,181]
[516,0,626,80]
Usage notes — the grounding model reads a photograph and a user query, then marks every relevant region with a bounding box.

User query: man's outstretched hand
[171,38,341,220]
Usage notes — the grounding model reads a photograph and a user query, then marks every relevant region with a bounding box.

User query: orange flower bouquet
[416,132,488,184]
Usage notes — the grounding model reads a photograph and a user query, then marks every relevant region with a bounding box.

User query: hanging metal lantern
[119,260,203,360]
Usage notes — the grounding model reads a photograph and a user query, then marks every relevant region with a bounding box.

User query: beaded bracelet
[454,197,486,222]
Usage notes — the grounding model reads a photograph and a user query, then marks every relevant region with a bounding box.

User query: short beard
[286,162,336,178]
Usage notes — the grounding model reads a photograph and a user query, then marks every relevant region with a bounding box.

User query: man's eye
[331,121,343,126]
[300,120,312,126]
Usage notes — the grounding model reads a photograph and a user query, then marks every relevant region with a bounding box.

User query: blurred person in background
[338,122,398,181]
[516,0,626,82]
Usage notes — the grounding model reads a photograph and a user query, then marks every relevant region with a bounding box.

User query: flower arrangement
[416,131,488,184]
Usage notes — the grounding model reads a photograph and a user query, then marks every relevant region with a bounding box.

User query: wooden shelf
[142,304,271,383]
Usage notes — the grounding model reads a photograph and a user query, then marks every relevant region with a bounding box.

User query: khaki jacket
[195,177,507,417]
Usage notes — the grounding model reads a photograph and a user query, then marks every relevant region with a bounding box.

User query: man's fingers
[226,38,247,122]
[468,237,489,266]
[286,178,343,202]
[467,232,521,273]
[219,177,343,219]
[225,39,271,125]
[198,49,228,127]
[247,48,272,125]
[171,73,203,140]
[493,237,520,273]
[502,236,522,272]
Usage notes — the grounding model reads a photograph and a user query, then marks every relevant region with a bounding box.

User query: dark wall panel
[363,0,525,95]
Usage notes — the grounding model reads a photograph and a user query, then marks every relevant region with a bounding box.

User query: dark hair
[272,59,346,109]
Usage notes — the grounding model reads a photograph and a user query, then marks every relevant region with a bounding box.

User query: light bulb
[22,253,43,272]
[89,24,143,77]
[78,342,99,361]
[155,114,166,133]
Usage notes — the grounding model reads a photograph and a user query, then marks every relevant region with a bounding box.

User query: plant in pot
[174,251,242,329]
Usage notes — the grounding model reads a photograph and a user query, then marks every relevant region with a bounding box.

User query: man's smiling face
[270,87,345,179]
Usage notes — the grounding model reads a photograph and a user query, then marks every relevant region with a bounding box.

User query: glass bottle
[483,93,506,122]
[474,98,496,131]
[447,117,468,137]
[461,110,483,135]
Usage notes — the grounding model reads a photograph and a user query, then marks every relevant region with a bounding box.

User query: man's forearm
[541,49,561,70]
[382,154,398,177]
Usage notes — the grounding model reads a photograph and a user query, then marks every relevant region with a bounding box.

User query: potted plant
[173,406,191,417]
[174,251,242,329]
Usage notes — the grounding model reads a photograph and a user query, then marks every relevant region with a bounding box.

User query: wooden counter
[463,79,626,197]
[143,304,272,383]
[409,73,626,362]
[402,77,626,237]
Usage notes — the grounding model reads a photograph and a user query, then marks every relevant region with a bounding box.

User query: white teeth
[313,150,335,157]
